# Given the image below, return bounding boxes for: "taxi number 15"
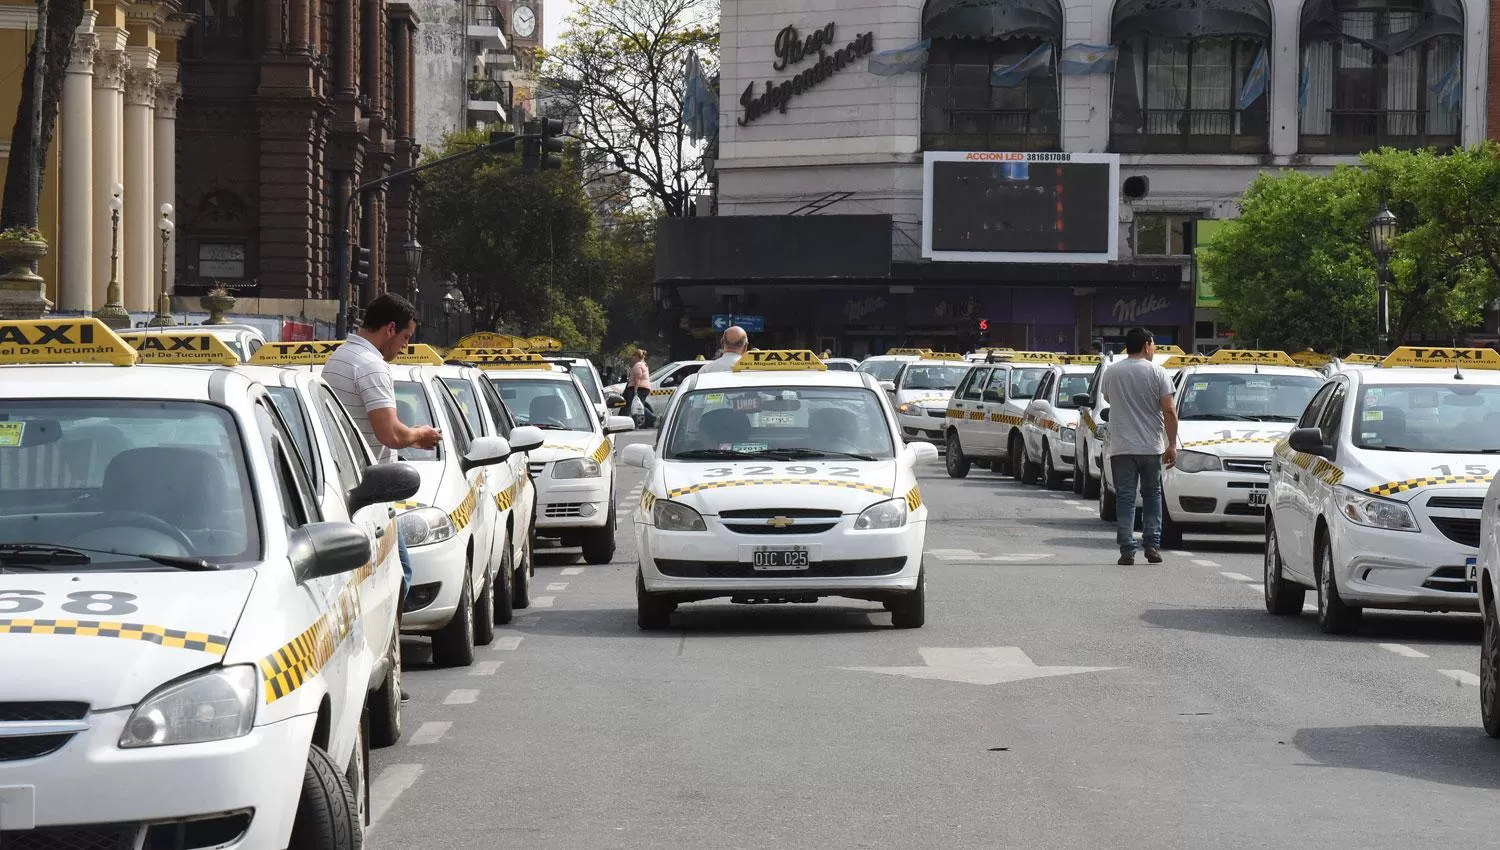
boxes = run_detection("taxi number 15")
[0,589,140,615]
[1430,464,1493,477]
[702,465,858,478]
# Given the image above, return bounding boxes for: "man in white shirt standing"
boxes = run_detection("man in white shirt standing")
[1097,327,1179,566]
[699,325,748,373]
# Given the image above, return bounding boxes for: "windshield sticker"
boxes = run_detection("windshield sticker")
[704,393,725,404]
[757,413,793,426]
[0,421,23,447]
[730,442,770,453]
[1192,382,1209,391]
[1363,410,1384,421]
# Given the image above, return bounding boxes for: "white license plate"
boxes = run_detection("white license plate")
[1468,557,1478,584]
[1249,491,1268,507]
[753,547,810,570]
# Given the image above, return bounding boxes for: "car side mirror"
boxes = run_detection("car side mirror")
[605,391,627,409]
[290,522,372,584]
[879,381,896,393]
[1071,393,1091,407]
[507,425,545,453]
[347,462,421,516]
[461,435,513,473]
[604,415,635,434]
[1098,408,1110,422]
[1288,427,1329,457]
[906,442,940,465]
[982,388,1005,403]
[621,443,655,468]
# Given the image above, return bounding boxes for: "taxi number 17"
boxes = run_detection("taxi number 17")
[702,465,858,478]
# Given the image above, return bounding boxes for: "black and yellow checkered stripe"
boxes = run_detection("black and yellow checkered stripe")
[668,478,893,498]
[990,412,1023,426]
[591,440,612,465]
[0,618,230,655]
[1183,437,1283,448]
[449,484,480,531]
[946,409,964,419]
[904,486,922,511]
[259,616,337,704]
[649,388,674,397]
[495,478,523,512]
[967,411,985,421]
[1365,474,1494,497]
[392,499,422,511]
[1275,444,1345,486]
[1081,410,1100,437]
[903,397,950,407]
[641,490,657,511]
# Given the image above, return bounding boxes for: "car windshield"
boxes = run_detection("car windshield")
[858,360,906,381]
[900,365,966,391]
[265,386,315,475]
[649,363,683,384]
[1009,367,1047,399]
[663,386,896,459]
[572,362,602,403]
[0,400,259,566]
[825,360,855,371]
[490,378,596,432]
[394,381,440,461]
[1057,374,1093,408]
[1178,373,1321,422]
[1354,383,1500,452]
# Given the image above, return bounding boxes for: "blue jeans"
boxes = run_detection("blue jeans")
[398,535,413,604]
[1111,454,1164,556]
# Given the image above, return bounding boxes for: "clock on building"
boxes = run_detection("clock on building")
[512,2,537,39]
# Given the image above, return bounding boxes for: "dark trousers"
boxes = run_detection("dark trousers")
[632,387,657,426]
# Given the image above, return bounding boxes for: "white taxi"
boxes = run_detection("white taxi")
[1081,353,1205,510]
[0,318,421,848]
[1157,350,1322,547]
[1265,346,1500,635]
[943,351,1057,478]
[856,348,928,390]
[481,353,635,564]
[1018,359,1098,489]
[888,354,970,445]
[621,350,938,630]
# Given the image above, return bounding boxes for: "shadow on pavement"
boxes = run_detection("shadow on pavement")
[1140,606,1482,644]
[1293,725,1500,789]
[505,602,889,638]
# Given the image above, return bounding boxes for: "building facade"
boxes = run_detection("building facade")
[657,0,1491,357]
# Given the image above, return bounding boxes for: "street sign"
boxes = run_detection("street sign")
[710,314,765,333]
[711,314,732,331]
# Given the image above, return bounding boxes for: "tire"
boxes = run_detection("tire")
[1315,535,1362,635]
[347,715,369,828]
[432,577,476,668]
[1263,519,1306,615]
[890,568,926,629]
[1159,505,1184,549]
[1018,437,1041,485]
[491,542,514,627]
[636,570,674,630]
[1082,452,1101,499]
[582,500,617,565]
[1009,434,1026,481]
[512,531,533,610]
[1099,475,1117,522]
[1482,592,1500,738]
[1043,443,1065,490]
[367,626,403,748]
[474,571,497,647]
[288,744,362,850]
[1072,458,1085,494]
[945,431,970,479]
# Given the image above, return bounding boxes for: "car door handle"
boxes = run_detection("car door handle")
[388,507,397,519]
[374,526,387,539]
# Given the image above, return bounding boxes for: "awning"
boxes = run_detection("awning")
[1301,0,1462,54]
[1111,0,1272,41]
[922,0,1064,42]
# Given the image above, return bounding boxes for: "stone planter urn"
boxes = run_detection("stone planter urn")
[0,233,52,320]
[200,287,236,325]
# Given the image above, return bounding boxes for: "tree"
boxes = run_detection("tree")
[1199,144,1500,351]
[543,0,718,217]
[1,0,86,233]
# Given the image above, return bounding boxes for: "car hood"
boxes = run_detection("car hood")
[1179,421,1293,457]
[896,389,956,407]
[530,431,605,463]
[656,460,901,515]
[393,459,448,511]
[1341,448,1497,504]
[2,570,257,708]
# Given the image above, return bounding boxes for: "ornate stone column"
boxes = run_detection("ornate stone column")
[60,16,99,312]
[124,65,159,311]
[154,70,181,311]
[92,47,130,310]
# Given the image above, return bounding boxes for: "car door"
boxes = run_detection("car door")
[1276,381,1337,574]
[654,362,703,410]
[430,380,495,591]
[478,375,535,565]
[976,366,1012,454]
[951,366,989,451]
[1023,371,1055,460]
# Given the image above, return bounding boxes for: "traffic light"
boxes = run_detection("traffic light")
[353,246,372,292]
[521,120,540,173]
[538,117,564,172]
[978,318,989,332]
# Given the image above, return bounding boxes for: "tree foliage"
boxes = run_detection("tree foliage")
[2,0,86,233]
[1200,144,1500,351]
[543,0,718,217]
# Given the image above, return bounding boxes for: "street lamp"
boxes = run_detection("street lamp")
[1367,198,1399,353]
[443,288,458,345]
[147,204,176,327]
[94,182,130,329]
[403,238,423,301]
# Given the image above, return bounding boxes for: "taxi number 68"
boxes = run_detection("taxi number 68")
[702,465,858,477]
[0,589,139,615]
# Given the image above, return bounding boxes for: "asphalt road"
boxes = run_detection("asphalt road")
[368,431,1496,850]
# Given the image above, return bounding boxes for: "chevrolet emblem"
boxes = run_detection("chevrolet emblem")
[766,516,795,529]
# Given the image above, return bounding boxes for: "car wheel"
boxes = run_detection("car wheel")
[287,744,361,850]
[1043,444,1065,490]
[491,543,513,627]
[636,570,675,630]
[1482,592,1500,738]
[512,531,533,610]
[432,576,476,668]
[1082,452,1101,499]
[1072,458,1085,494]
[1159,505,1184,549]
[1099,474,1117,522]
[1018,437,1040,485]
[347,713,370,828]
[1263,519,1306,615]
[1009,435,1026,481]
[945,431,970,479]
[367,626,403,747]
[582,499,617,565]
[1316,535,1362,635]
[890,568,926,629]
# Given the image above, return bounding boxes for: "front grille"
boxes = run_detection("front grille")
[1222,459,1270,474]
[1224,503,1266,516]
[655,557,906,578]
[1179,497,1216,514]
[1421,565,1475,593]
[0,701,88,762]
[926,409,947,418]
[1428,496,1484,510]
[1431,516,1480,547]
[528,462,546,477]
[545,503,585,518]
[0,702,87,721]
[1,825,138,850]
[0,735,75,761]
[720,508,841,519]
[723,522,839,535]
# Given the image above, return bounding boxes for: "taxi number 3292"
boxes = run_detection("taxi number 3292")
[702,465,858,478]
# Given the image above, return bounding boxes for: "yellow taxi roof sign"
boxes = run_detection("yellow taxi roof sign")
[450,346,528,361]
[1289,350,1333,367]
[0,318,137,367]
[926,352,966,361]
[391,343,445,366]
[1161,354,1208,369]
[526,335,562,352]
[885,348,932,357]
[249,340,343,365]
[455,332,529,351]
[1379,346,1500,370]
[1207,349,1297,366]
[119,330,239,366]
[1343,353,1383,364]
[1155,344,1187,355]
[467,351,553,370]
[1058,354,1102,365]
[732,350,827,371]
[1005,351,1060,364]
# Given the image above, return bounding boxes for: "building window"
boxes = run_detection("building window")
[1134,214,1195,255]
[184,0,251,59]
[922,38,1060,152]
[1110,37,1269,153]
[1298,0,1462,153]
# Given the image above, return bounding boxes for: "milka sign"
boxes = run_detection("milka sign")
[739,22,876,126]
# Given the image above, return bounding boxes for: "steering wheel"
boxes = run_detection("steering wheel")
[72,511,196,555]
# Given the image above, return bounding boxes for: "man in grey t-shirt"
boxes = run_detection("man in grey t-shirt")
[1097,327,1179,565]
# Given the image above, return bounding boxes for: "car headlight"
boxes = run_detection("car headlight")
[1175,450,1223,473]
[398,506,456,547]
[854,498,908,530]
[553,457,602,479]
[1061,426,1077,443]
[896,403,914,414]
[120,665,257,748]
[653,500,706,531]
[1334,485,1419,532]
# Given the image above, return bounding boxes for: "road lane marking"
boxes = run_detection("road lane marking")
[843,646,1120,686]
[444,689,479,705]
[1246,583,1264,592]
[1440,670,1481,686]
[368,763,424,830]
[928,548,1055,563]
[471,660,504,675]
[561,567,585,576]
[492,635,523,650]
[1220,572,1254,582]
[1168,550,1193,557]
[546,582,568,591]
[407,721,451,746]
[1193,559,1221,567]
[531,596,556,608]
[1378,643,1429,658]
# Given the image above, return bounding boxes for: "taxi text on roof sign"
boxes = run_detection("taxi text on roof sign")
[1058,354,1102,365]
[1343,352,1383,364]
[469,351,553,370]
[1290,349,1334,367]
[526,335,563,352]
[391,343,445,365]
[119,330,239,365]
[455,331,530,350]
[1005,351,1059,363]
[1379,346,1500,370]
[1155,344,1187,355]
[0,318,138,366]
[249,340,343,365]
[1207,349,1297,366]
[885,348,932,357]
[1161,354,1208,369]
[731,350,827,371]
[927,352,966,361]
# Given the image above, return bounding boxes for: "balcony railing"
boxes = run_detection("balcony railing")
[1299,109,1459,154]
[923,109,1060,153]
[467,2,501,28]
[1110,108,1268,154]
[467,78,514,110]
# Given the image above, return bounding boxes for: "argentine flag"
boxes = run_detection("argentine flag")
[1059,44,1118,76]
[991,43,1053,87]
[1236,47,1269,110]
[1430,52,1462,109]
[868,39,931,76]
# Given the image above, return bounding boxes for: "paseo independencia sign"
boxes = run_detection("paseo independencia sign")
[739,21,875,126]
